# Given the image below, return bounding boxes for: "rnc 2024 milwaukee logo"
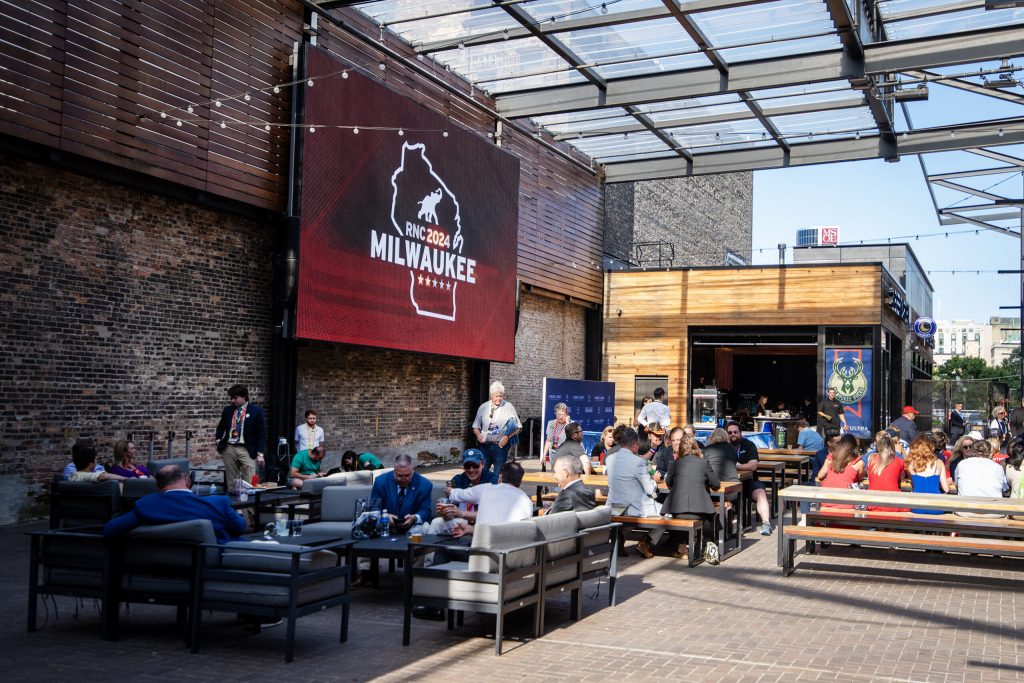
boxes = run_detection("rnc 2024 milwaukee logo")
[368,142,476,321]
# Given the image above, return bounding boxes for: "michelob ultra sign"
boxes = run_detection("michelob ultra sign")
[296,46,520,362]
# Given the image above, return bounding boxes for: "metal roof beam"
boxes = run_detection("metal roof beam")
[904,69,1024,104]
[969,148,1024,167]
[940,211,1019,236]
[495,24,1024,118]
[941,211,1023,225]
[929,166,1024,181]
[497,3,606,90]
[413,0,774,54]
[738,92,790,153]
[931,179,1011,201]
[602,116,1024,181]
[551,96,866,140]
[882,0,985,23]
[938,201,1024,213]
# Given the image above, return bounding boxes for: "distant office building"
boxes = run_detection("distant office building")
[795,225,840,247]
[933,317,1020,367]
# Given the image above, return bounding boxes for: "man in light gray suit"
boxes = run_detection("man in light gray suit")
[605,427,663,558]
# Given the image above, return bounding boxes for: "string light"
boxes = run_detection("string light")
[244,94,250,101]
[398,128,404,136]
[219,120,226,128]
[273,86,280,94]
[309,125,315,133]
[215,100,221,107]
[342,71,349,79]
[187,106,193,114]
[353,127,359,134]
[175,120,182,127]
[307,79,314,87]
[160,112,167,119]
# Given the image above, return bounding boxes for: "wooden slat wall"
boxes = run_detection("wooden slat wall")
[0,1,604,301]
[0,0,299,210]
[603,266,883,424]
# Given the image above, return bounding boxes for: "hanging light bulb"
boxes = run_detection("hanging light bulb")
[714,131,720,141]
[353,127,359,134]
[187,106,194,114]
[998,128,1005,137]
[854,130,861,140]
[443,130,449,137]
[244,94,250,101]
[160,111,167,119]
[265,124,271,131]
[307,79,314,87]
[273,85,280,94]
[601,3,608,14]
[949,129,955,138]
[220,121,226,128]
[175,119,182,127]
[503,29,510,40]
[215,100,222,107]
[379,62,386,71]
[342,71,349,79]
[309,125,315,133]
[398,129,404,136]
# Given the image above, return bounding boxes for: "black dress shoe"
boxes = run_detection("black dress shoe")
[412,606,446,621]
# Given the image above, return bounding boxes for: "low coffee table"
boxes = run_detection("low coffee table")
[354,534,458,588]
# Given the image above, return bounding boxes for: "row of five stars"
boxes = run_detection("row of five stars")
[417,273,453,290]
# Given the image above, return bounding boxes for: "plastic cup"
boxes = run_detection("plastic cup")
[292,520,303,537]
[275,519,288,536]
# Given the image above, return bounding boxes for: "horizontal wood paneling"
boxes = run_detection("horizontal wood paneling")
[1,1,603,300]
[0,0,299,210]
[603,266,882,424]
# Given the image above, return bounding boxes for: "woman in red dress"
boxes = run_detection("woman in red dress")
[816,435,864,509]
[866,432,907,512]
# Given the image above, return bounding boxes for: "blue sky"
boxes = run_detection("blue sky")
[752,158,1020,322]
[752,67,1024,323]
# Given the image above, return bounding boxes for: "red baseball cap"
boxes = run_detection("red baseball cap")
[902,406,919,415]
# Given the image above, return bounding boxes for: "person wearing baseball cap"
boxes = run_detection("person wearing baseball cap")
[450,448,499,490]
[891,406,920,445]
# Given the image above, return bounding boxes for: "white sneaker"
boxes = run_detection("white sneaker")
[703,541,721,565]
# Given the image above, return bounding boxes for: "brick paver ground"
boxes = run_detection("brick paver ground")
[4,460,1023,682]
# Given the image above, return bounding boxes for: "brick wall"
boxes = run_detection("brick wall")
[605,173,753,267]
[294,344,473,467]
[0,153,276,523]
[293,290,586,466]
[492,291,586,420]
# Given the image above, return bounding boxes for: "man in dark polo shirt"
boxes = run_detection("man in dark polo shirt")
[817,388,847,436]
[726,421,772,536]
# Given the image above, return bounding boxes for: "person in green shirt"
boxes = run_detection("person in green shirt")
[341,450,383,472]
[289,444,326,488]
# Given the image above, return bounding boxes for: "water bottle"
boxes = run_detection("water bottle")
[380,510,390,539]
[209,483,218,495]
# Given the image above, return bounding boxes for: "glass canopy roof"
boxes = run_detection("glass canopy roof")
[340,0,1024,196]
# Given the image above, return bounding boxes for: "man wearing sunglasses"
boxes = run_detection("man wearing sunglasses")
[426,449,497,536]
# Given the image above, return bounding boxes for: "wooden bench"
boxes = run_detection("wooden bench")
[777,485,1024,577]
[611,515,703,567]
[781,526,1024,575]
[805,509,1024,541]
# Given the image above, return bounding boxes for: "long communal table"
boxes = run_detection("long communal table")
[521,471,748,560]
[776,485,1024,570]
[758,452,814,484]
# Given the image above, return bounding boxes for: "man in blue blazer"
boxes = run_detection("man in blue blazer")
[104,464,247,544]
[215,384,266,491]
[371,454,432,535]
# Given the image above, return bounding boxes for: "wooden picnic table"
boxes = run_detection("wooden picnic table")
[775,484,1024,570]
[522,471,748,560]
[758,453,813,483]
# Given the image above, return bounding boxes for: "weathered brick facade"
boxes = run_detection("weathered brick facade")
[605,173,754,267]
[293,290,587,466]
[0,153,276,522]
[0,153,590,521]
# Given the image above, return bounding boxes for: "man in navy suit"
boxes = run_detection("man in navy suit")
[103,464,247,544]
[371,454,432,535]
[215,384,266,492]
